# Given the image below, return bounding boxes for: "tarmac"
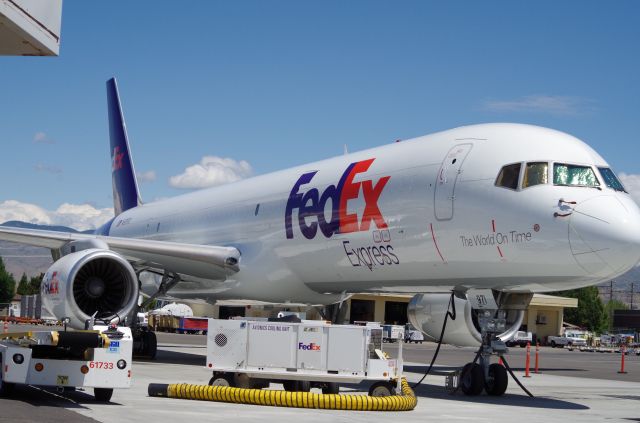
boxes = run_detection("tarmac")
[3,342,638,423]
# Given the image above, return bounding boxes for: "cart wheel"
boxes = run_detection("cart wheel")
[298,381,311,392]
[459,363,484,396]
[0,373,14,397]
[282,380,310,391]
[484,363,508,396]
[321,382,339,395]
[94,388,114,402]
[368,381,396,397]
[209,373,234,387]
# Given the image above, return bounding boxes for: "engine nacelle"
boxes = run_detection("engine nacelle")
[41,248,139,329]
[407,293,524,347]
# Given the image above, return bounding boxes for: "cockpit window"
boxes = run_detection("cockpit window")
[523,162,548,188]
[553,163,600,187]
[598,167,626,192]
[495,163,521,190]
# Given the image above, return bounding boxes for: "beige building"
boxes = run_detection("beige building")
[175,293,577,342]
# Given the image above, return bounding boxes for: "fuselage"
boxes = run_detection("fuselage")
[100,123,640,304]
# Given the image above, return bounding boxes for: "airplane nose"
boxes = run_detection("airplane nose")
[568,195,640,278]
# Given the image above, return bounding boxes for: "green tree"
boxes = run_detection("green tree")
[29,273,44,295]
[555,286,608,333]
[0,257,16,305]
[16,272,29,295]
[605,299,628,313]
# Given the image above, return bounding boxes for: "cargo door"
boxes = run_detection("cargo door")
[434,143,473,221]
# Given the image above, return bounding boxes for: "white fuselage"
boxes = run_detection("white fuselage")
[105,123,640,304]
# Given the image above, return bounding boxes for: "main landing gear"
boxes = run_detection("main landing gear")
[132,271,181,359]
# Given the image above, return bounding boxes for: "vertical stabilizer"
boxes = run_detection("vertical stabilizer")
[106,77,142,216]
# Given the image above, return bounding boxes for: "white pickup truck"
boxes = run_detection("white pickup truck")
[547,330,588,348]
[505,331,532,347]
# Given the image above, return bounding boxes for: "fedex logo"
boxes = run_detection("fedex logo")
[112,146,125,171]
[285,158,390,239]
[298,342,321,351]
[42,271,60,295]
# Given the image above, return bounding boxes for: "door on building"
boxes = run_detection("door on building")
[434,143,473,221]
[350,300,375,323]
[219,306,246,320]
[384,301,408,325]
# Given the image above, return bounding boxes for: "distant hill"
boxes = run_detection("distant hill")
[1,220,80,233]
[0,220,87,278]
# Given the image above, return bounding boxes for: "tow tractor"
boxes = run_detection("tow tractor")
[0,323,133,402]
[205,318,404,396]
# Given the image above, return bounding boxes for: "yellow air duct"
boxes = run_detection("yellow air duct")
[148,377,417,411]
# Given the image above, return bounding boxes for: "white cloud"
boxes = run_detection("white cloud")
[137,170,157,183]
[482,95,594,116]
[0,200,114,231]
[169,156,252,189]
[34,163,63,174]
[619,173,640,203]
[33,132,54,144]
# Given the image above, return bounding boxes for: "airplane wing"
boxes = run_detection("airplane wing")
[0,226,240,280]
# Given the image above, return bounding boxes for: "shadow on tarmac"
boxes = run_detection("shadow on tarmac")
[399,365,589,410]
[404,364,587,375]
[1,383,124,408]
[135,349,206,366]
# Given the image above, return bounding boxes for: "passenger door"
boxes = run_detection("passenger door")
[434,143,473,221]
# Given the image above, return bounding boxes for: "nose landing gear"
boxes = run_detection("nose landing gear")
[456,290,530,397]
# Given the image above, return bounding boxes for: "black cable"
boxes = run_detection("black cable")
[500,356,534,398]
[412,292,456,388]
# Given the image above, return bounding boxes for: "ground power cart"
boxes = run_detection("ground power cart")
[0,324,133,402]
[206,319,404,396]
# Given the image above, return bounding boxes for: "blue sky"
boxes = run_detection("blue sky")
[1,1,639,229]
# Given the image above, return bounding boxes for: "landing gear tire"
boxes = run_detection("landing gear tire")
[94,388,114,402]
[134,330,158,359]
[484,363,508,396]
[368,381,396,397]
[144,331,157,359]
[459,363,484,396]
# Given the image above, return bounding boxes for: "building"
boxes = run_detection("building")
[171,292,577,342]
[0,0,62,56]
[612,310,640,332]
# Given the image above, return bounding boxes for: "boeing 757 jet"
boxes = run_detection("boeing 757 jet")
[1,78,639,395]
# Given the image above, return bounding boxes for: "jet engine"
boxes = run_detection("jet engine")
[407,293,524,347]
[41,248,139,329]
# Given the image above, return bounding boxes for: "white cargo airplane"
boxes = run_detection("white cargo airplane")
[1,78,639,395]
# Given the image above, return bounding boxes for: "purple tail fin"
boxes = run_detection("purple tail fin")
[106,78,142,216]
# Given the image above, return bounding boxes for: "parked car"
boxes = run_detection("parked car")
[505,331,532,347]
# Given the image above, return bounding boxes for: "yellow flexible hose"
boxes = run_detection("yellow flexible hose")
[148,378,416,411]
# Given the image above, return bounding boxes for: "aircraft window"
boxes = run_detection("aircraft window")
[495,163,521,190]
[598,167,627,192]
[553,163,600,187]
[523,162,548,188]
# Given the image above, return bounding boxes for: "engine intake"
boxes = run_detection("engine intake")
[41,249,139,329]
